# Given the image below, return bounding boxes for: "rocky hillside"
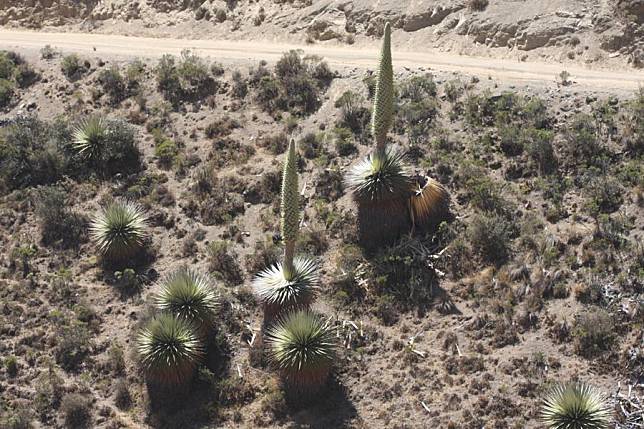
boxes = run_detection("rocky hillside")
[1,0,642,67]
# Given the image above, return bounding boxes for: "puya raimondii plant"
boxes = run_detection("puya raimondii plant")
[541,382,612,429]
[266,309,336,399]
[346,22,413,250]
[346,22,448,250]
[155,268,219,337]
[90,199,148,265]
[252,139,319,322]
[137,313,204,387]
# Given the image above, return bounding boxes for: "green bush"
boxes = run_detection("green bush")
[0,116,70,192]
[299,132,327,160]
[498,125,524,156]
[35,186,88,248]
[155,50,215,106]
[15,62,39,88]
[334,127,357,156]
[54,321,91,370]
[4,355,18,376]
[573,309,615,358]
[0,407,32,429]
[525,128,556,173]
[259,132,288,155]
[399,99,439,144]
[208,241,244,286]
[98,66,127,104]
[0,51,16,79]
[565,114,602,164]
[152,129,180,169]
[0,78,14,107]
[468,0,489,10]
[468,213,514,265]
[61,54,87,81]
[85,119,142,176]
[0,51,37,107]
[335,90,369,134]
[582,170,623,216]
[60,394,92,428]
[231,70,248,98]
[400,74,437,101]
[253,50,333,115]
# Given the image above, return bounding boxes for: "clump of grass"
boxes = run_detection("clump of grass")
[541,382,611,429]
[155,268,219,335]
[137,313,204,386]
[266,310,336,398]
[90,200,148,264]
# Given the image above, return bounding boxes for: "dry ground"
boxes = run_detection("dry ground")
[0,33,642,429]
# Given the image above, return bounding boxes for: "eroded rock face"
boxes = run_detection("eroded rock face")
[0,0,95,26]
[0,0,641,61]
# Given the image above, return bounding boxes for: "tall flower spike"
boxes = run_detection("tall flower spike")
[372,22,394,153]
[281,139,299,280]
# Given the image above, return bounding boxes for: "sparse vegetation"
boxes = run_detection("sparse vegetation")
[0,22,640,429]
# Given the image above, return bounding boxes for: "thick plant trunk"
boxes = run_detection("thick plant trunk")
[356,193,411,253]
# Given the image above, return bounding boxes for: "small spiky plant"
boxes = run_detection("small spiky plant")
[410,176,450,230]
[137,313,204,387]
[155,268,219,336]
[72,116,107,162]
[266,310,336,398]
[253,140,319,322]
[90,200,148,264]
[541,382,612,429]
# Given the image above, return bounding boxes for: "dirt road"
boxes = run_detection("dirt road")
[1,29,643,92]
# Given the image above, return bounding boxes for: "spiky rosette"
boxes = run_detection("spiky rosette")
[266,310,336,397]
[410,176,450,228]
[346,146,412,202]
[155,268,219,335]
[137,313,204,386]
[252,256,319,322]
[371,22,394,151]
[90,200,148,263]
[541,382,612,429]
[72,116,107,161]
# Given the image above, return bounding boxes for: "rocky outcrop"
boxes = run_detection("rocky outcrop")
[0,0,641,65]
[0,0,95,26]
